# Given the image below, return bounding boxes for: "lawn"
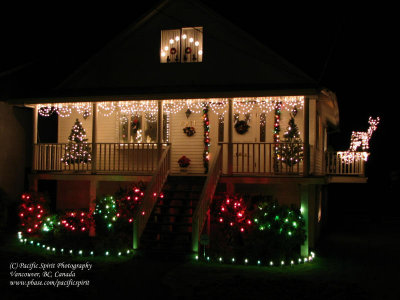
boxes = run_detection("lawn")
[2,220,399,300]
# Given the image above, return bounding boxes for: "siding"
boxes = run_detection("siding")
[170,110,204,174]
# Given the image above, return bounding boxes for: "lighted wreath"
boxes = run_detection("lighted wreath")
[170,47,177,55]
[183,126,196,137]
[235,120,250,135]
[178,155,191,168]
[185,47,192,54]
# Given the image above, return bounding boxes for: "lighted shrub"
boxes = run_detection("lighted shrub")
[248,200,306,259]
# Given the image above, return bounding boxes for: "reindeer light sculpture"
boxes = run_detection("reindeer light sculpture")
[338,117,380,163]
[349,117,380,152]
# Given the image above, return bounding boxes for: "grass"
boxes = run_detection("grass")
[2,220,399,299]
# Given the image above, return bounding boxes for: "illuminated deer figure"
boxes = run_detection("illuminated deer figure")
[349,117,380,152]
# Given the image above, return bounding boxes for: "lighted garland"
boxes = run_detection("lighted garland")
[203,104,210,173]
[18,193,47,234]
[273,101,282,172]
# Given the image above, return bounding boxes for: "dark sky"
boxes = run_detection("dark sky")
[2,1,397,178]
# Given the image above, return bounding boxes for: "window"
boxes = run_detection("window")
[119,112,157,143]
[160,27,203,63]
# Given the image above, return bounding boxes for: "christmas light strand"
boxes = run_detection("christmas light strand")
[194,251,315,267]
[37,97,304,118]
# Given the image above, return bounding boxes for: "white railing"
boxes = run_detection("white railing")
[326,151,365,176]
[34,143,91,172]
[192,146,222,254]
[132,145,171,249]
[33,143,166,174]
[219,142,305,176]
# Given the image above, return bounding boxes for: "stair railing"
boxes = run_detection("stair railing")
[133,145,171,249]
[192,146,222,254]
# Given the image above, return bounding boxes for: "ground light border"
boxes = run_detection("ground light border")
[194,252,315,267]
[17,232,316,266]
[17,232,134,258]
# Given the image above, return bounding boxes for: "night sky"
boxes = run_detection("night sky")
[2,1,397,184]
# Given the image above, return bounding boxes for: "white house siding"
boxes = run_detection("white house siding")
[170,110,205,174]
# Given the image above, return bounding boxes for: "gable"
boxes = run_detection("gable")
[58,0,317,97]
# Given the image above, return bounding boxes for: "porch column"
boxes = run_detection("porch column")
[91,103,97,174]
[228,98,233,175]
[157,100,163,160]
[300,184,310,256]
[32,105,38,170]
[303,97,310,176]
[89,179,98,237]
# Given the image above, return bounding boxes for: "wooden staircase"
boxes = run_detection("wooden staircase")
[140,176,206,258]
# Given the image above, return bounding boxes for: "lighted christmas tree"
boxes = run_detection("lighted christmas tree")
[278,108,303,167]
[61,119,92,165]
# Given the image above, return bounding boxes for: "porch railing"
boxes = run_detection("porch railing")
[192,146,222,254]
[326,151,365,176]
[33,143,166,174]
[133,145,171,249]
[219,142,305,176]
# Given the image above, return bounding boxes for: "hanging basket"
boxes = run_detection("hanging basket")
[178,156,191,168]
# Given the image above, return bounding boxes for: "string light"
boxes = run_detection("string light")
[37,97,304,118]
[17,232,134,257]
[194,252,315,266]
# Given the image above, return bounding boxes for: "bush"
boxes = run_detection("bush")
[209,194,306,261]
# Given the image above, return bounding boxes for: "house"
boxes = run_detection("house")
[3,0,368,258]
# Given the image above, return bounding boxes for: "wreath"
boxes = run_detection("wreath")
[185,47,192,54]
[183,126,196,137]
[235,120,250,135]
[170,47,177,55]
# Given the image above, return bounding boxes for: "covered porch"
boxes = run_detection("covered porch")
[29,96,365,178]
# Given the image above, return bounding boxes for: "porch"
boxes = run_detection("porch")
[32,142,367,178]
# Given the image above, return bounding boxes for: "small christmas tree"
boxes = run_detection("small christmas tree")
[61,119,92,165]
[278,108,303,167]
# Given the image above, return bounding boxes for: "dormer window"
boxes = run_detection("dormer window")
[160,27,203,63]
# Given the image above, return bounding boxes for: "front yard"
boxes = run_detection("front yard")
[2,221,399,299]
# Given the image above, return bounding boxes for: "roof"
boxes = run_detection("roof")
[3,0,321,104]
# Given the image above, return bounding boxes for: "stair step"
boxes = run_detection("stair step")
[140,175,206,256]
[152,213,193,217]
[148,222,192,226]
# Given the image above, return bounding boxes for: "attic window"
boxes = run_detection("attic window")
[160,27,203,63]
